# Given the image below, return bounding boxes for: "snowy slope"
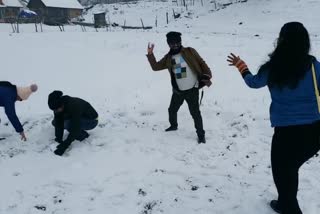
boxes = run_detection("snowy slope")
[1,0,320,214]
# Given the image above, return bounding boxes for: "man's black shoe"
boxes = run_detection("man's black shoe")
[198,135,206,144]
[165,126,178,132]
[270,200,281,213]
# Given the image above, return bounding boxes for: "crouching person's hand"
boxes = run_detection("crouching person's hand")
[54,148,64,156]
[54,141,71,156]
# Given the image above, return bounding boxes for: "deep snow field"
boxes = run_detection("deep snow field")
[0,0,320,213]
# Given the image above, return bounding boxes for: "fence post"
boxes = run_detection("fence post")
[166,12,168,24]
[16,18,19,33]
[40,19,43,32]
[155,15,157,27]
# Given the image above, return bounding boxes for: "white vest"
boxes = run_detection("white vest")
[172,54,198,91]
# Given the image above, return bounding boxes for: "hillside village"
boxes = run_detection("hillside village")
[0,0,83,24]
[0,0,246,30]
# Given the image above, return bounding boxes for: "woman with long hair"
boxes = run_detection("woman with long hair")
[227,22,320,214]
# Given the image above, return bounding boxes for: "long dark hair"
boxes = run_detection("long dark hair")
[259,22,314,89]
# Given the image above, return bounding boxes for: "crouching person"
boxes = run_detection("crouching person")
[48,90,98,156]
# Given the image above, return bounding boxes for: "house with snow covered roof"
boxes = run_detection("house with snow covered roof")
[27,0,83,24]
[0,0,24,22]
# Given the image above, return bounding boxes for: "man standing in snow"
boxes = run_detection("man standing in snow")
[0,81,38,141]
[146,31,212,143]
[48,90,99,156]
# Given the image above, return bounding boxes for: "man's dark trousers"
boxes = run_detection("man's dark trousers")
[168,87,205,137]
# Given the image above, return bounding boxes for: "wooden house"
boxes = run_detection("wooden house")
[27,0,83,24]
[0,0,23,23]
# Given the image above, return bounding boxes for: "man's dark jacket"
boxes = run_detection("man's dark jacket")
[147,47,212,91]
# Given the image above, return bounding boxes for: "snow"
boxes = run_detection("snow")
[41,0,83,9]
[2,0,23,7]
[0,0,320,213]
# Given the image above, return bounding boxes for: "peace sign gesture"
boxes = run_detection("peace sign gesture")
[147,42,155,55]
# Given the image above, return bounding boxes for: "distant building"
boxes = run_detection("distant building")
[27,0,83,24]
[0,0,24,23]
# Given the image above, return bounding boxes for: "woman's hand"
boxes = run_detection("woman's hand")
[227,53,248,74]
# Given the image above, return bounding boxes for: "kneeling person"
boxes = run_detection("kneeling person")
[48,90,98,156]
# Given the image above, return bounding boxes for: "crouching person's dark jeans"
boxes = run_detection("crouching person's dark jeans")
[52,118,98,156]
[63,119,98,132]
[52,118,98,140]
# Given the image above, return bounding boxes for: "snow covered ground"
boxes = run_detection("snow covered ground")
[1,0,320,213]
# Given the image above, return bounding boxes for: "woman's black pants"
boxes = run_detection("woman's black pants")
[271,121,320,214]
